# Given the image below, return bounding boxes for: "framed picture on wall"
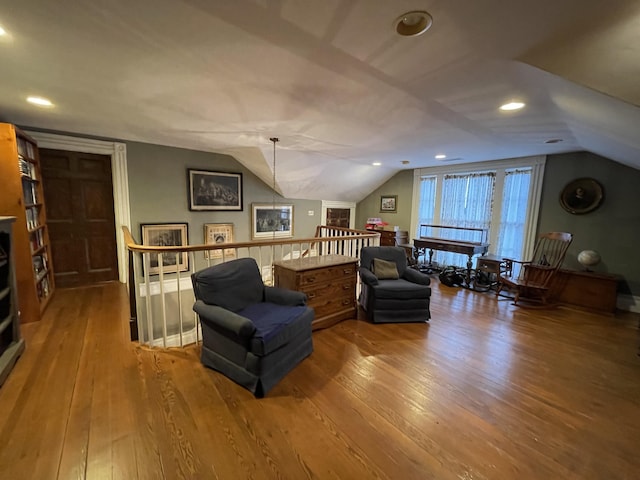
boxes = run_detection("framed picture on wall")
[141,223,189,275]
[203,223,236,259]
[380,195,397,212]
[251,204,294,239]
[187,169,243,211]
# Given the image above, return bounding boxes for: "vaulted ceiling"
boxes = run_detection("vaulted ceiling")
[1,0,639,201]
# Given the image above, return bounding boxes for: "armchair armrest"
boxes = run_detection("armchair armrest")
[193,300,256,338]
[264,286,307,306]
[359,267,379,286]
[504,258,532,266]
[402,268,431,285]
[499,258,530,276]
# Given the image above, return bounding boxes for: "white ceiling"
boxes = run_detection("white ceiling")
[1,0,639,202]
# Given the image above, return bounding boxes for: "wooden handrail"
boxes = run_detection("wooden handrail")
[122,226,379,253]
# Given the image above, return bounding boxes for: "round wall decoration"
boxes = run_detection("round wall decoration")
[559,177,604,215]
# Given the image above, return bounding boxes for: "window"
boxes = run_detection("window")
[411,156,545,267]
[496,168,531,260]
[416,175,436,236]
[438,171,495,266]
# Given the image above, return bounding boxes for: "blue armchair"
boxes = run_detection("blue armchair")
[191,258,314,397]
[359,246,431,323]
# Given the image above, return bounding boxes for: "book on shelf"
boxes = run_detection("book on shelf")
[30,229,44,253]
[18,157,36,179]
[37,276,50,298]
[26,207,40,230]
[19,157,30,176]
[33,255,46,274]
[26,142,35,159]
[22,181,38,205]
[16,137,27,157]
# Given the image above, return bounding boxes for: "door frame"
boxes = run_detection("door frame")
[26,131,131,283]
[321,200,356,229]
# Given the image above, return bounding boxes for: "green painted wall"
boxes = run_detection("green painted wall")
[126,141,322,249]
[355,170,414,231]
[539,151,640,295]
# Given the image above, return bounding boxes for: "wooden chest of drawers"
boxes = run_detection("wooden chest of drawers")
[273,255,358,330]
[366,228,396,246]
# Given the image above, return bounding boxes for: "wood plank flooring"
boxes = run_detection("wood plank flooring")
[0,281,639,479]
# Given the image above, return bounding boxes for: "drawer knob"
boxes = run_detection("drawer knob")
[342,284,350,290]
[305,276,315,283]
[342,299,351,305]
[307,293,316,299]
[343,269,351,274]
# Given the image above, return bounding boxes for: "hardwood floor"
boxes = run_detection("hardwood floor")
[1,281,639,479]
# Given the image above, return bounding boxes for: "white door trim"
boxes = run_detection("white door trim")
[26,131,131,283]
[321,201,356,229]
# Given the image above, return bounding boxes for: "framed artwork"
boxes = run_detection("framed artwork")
[141,223,189,275]
[187,169,243,211]
[559,177,604,215]
[252,204,294,239]
[380,195,397,212]
[204,223,236,259]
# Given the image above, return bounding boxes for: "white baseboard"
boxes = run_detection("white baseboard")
[617,294,640,313]
[148,324,201,348]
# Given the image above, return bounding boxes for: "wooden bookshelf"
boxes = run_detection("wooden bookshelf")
[0,216,25,385]
[0,123,55,323]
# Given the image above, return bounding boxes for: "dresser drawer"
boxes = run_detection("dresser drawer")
[302,279,355,301]
[309,293,356,318]
[299,264,356,286]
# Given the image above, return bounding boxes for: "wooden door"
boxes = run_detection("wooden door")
[326,208,351,228]
[39,149,118,288]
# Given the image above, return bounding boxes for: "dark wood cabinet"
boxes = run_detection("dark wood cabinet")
[0,217,25,386]
[366,228,403,246]
[552,269,619,314]
[0,124,55,323]
[273,255,358,330]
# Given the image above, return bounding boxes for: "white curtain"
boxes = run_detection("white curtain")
[417,176,436,237]
[496,168,531,260]
[436,172,495,266]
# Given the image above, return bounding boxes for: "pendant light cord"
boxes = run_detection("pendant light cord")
[269,137,279,241]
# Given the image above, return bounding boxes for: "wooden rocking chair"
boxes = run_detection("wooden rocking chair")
[496,232,573,307]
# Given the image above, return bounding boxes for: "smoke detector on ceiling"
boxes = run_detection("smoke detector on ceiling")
[395,11,433,37]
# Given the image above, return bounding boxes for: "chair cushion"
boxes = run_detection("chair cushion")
[373,258,399,279]
[361,247,407,277]
[238,302,313,356]
[372,278,431,300]
[192,258,265,312]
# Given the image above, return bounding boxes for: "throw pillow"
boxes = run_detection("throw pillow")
[373,258,399,280]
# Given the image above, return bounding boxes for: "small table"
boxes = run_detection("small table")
[473,254,504,291]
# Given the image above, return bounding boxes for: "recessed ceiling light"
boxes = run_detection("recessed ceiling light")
[499,102,525,111]
[435,154,447,159]
[401,160,410,165]
[0,26,6,36]
[395,11,433,37]
[544,138,563,144]
[27,96,54,107]
[372,162,382,166]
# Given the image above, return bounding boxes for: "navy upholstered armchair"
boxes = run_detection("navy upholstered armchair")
[359,246,431,323]
[191,258,314,397]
